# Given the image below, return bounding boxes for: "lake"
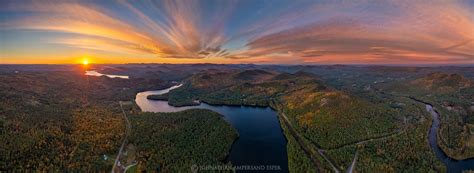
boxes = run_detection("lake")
[136,85,289,172]
[85,70,129,79]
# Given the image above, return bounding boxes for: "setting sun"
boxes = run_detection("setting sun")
[82,59,89,65]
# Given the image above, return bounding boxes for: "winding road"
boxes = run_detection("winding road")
[112,101,132,173]
[323,130,402,151]
[346,151,358,173]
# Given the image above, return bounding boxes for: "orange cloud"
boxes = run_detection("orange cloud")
[1,0,473,64]
[229,0,474,64]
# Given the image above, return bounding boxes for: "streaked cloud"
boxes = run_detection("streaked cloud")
[230,0,474,64]
[1,0,473,64]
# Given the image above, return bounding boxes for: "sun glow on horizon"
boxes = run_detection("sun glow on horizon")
[1,1,473,64]
[82,59,89,65]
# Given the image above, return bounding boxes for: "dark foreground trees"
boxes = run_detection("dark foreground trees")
[128,109,238,172]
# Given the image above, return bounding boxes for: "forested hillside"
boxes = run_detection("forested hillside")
[0,72,129,170]
[1,65,472,172]
[156,69,443,171]
[384,72,474,160]
[0,68,239,172]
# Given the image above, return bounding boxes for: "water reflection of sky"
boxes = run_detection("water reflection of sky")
[135,86,289,172]
[85,70,129,79]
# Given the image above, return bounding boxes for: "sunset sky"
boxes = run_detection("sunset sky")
[1,0,473,64]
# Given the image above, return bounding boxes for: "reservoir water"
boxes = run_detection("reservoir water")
[85,70,129,79]
[136,85,289,172]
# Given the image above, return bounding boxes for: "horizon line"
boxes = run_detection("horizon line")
[1,63,473,67]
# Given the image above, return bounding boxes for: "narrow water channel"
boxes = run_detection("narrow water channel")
[422,102,474,173]
[135,85,289,172]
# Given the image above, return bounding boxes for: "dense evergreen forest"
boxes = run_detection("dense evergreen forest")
[128,109,237,172]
